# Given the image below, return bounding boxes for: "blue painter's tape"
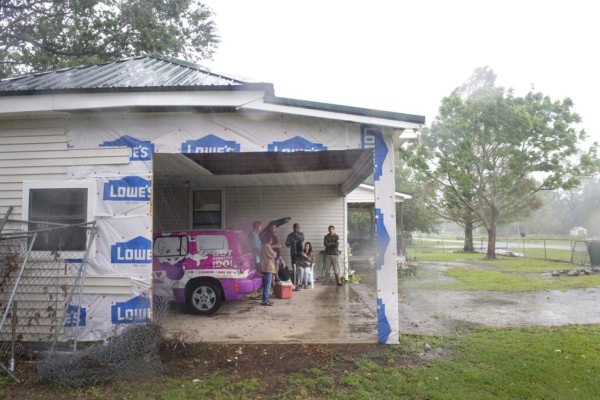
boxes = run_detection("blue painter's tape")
[360,126,387,181]
[375,208,390,270]
[377,298,391,344]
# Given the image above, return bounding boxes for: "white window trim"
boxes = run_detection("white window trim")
[22,180,97,253]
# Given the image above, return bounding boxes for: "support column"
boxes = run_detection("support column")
[361,126,399,344]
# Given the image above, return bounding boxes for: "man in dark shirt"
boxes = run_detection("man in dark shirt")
[285,223,305,284]
[323,225,342,286]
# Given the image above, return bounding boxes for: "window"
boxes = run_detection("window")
[23,182,94,252]
[196,235,228,252]
[153,235,189,257]
[192,190,221,229]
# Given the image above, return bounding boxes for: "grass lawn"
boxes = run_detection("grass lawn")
[342,325,600,400]
[404,247,600,291]
[3,325,599,399]
[2,245,598,399]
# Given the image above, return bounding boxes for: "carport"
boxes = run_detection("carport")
[152,150,382,343]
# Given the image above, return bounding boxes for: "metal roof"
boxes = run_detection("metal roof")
[0,55,425,125]
[0,55,261,93]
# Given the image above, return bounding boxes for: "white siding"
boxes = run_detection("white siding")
[224,185,346,269]
[347,184,408,204]
[347,186,377,203]
[83,276,133,295]
[0,124,130,231]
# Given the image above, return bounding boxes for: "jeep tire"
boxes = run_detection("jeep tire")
[186,280,222,315]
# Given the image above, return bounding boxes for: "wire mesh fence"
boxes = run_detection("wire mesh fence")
[35,296,170,387]
[406,235,594,266]
[0,223,97,382]
[0,220,171,386]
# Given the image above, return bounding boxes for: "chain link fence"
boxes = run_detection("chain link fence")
[36,298,168,387]
[0,219,170,386]
[407,235,593,266]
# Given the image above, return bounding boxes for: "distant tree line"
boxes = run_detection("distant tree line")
[502,176,600,237]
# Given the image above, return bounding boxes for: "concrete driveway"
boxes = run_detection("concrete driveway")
[162,282,378,344]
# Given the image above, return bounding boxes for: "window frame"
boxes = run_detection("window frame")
[190,189,223,230]
[22,180,96,253]
[153,235,189,257]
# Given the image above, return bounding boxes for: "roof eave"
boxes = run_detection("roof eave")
[0,82,275,97]
[242,95,424,130]
[264,94,425,125]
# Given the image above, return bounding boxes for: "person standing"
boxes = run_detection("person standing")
[250,221,262,267]
[260,222,282,288]
[285,223,304,284]
[261,223,281,257]
[323,225,343,286]
[249,221,262,300]
[259,236,277,306]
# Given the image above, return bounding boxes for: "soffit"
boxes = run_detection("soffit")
[153,150,373,195]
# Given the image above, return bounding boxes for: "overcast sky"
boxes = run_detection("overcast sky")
[201,0,599,147]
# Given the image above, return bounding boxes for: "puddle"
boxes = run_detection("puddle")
[351,260,600,336]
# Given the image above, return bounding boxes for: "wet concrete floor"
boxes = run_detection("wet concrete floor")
[162,283,378,344]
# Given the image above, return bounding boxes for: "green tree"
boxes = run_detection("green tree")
[395,159,440,234]
[436,184,483,252]
[401,68,599,259]
[0,0,219,78]
[506,176,600,236]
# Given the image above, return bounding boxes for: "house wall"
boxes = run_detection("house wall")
[0,119,137,341]
[0,111,362,340]
[0,121,130,231]
[225,185,345,268]
[347,185,378,203]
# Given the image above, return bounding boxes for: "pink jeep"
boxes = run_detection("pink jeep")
[152,230,262,315]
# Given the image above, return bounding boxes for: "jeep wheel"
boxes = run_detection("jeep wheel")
[186,281,222,315]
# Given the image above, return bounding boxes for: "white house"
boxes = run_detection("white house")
[0,55,424,344]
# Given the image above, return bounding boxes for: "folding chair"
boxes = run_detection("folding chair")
[295,263,314,289]
[306,262,314,288]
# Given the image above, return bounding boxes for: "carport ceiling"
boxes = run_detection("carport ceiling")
[153,149,374,195]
